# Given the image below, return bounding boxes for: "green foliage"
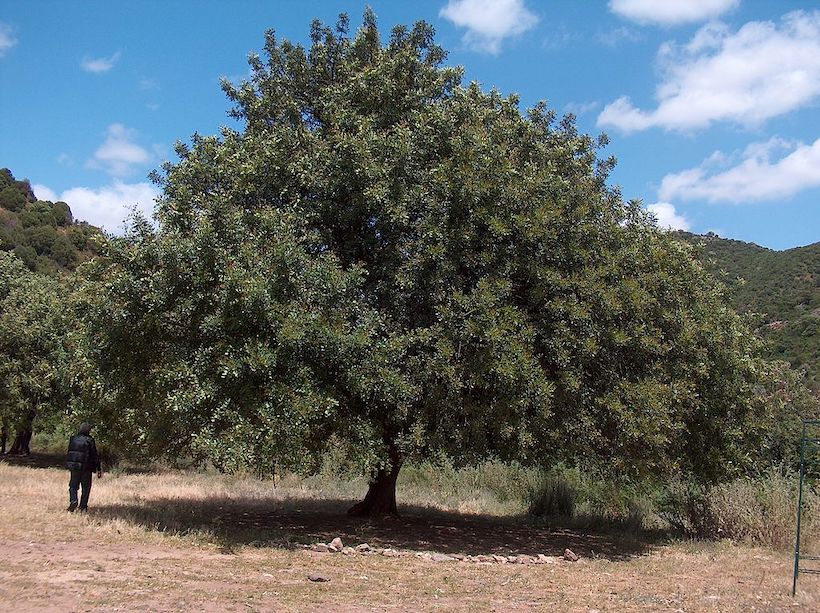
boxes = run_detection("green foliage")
[83,13,775,497]
[0,186,27,213]
[24,225,57,255]
[0,251,70,440]
[51,234,79,268]
[13,244,37,270]
[51,201,73,226]
[0,226,15,251]
[0,170,35,213]
[657,470,817,549]
[20,201,57,228]
[527,474,576,517]
[677,231,820,394]
[0,168,13,190]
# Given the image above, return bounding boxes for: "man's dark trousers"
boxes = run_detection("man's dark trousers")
[69,469,93,510]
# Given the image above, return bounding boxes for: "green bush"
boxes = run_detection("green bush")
[527,474,576,517]
[13,244,37,270]
[658,470,817,550]
[19,202,57,228]
[23,225,57,255]
[0,186,26,213]
[51,234,79,268]
[0,226,16,251]
[51,201,73,226]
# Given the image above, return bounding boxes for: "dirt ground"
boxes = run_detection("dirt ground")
[1,455,817,612]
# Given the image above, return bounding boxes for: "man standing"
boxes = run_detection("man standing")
[66,422,102,512]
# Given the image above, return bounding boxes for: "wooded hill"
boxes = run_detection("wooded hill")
[0,168,102,275]
[676,231,819,394]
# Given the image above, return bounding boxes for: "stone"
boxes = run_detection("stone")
[355,543,372,552]
[342,547,356,556]
[537,554,557,564]
[476,555,494,563]
[308,573,330,583]
[492,555,508,563]
[311,543,330,553]
[382,548,398,557]
[563,548,579,562]
[431,553,454,562]
[329,537,344,550]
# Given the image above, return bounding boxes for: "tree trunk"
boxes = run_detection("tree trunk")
[9,409,35,455]
[0,423,7,455]
[9,426,33,455]
[347,445,403,517]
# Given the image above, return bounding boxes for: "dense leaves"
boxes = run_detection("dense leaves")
[0,251,69,453]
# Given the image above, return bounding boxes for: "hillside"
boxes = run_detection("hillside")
[0,168,102,275]
[675,231,820,393]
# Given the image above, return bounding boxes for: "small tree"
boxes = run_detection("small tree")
[85,13,769,515]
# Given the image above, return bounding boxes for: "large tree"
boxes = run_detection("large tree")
[84,13,769,515]
[0,252,68,454]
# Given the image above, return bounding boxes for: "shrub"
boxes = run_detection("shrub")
[658,470,818,550]
[13,244,37,270]
[51,201,73,226]
[23,225,57,255]
[19,202,57,228]
[0,186,26,213]
[527,473,576,517]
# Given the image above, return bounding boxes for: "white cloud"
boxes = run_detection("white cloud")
[81,51,121,73]
[440,0,538,54]
[564,100,600,116]
[609,0,738,26]
[596,26,642,47]
[32,184,57,202]
[659,137,820,203]
[646,202,691,231]
[87,123,152,177]
[32,181,159,233]
[0,22,17,57]
[598,10,820,133]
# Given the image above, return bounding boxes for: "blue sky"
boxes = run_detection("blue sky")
[1,0,818,250]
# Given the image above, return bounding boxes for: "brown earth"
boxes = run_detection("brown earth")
[1,456,817,612]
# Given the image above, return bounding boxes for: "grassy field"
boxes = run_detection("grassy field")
[1,454,818,612]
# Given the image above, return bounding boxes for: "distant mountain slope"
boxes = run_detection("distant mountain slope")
[0,168,103,275]
[675,231,819,393]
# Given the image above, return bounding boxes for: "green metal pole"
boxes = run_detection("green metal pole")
[793,421,806,597]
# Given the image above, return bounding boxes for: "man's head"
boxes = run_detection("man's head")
[78,422,92,435]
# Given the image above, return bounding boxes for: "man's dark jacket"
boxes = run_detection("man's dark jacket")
[66,434,101,472]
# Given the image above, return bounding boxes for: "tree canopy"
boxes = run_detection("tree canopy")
[83,13,775,515]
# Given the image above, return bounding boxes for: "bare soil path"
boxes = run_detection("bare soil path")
[1,458,817,611]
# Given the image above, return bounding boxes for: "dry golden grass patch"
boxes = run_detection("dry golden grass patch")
[0,459,818,612]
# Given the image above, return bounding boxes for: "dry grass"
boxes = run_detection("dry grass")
[1,457,818,612]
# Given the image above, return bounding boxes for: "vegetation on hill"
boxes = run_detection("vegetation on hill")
[0,168,102,276]
[675,231,819,393]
